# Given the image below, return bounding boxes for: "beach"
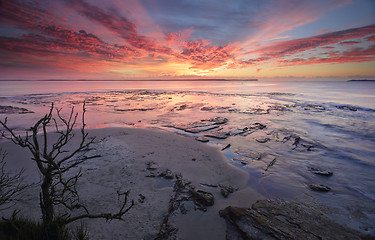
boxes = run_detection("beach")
[1,80,374,238]
[1,127,262,239]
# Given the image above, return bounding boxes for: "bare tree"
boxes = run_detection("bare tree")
[0,102,134,233]
[0,149,28,210]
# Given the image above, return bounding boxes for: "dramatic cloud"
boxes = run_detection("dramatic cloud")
[278,44,375,66]
[238,24,375,67]
[64,0,172,55]
[178,40,234,70]
[0,0,374,79]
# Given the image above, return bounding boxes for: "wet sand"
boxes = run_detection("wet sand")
[0,127,262,239]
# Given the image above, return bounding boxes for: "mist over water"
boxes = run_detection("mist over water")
[1,80,375,232]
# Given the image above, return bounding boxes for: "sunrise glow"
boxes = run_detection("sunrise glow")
[1,0,374,80]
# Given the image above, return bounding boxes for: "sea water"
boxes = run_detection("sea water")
[1,80,374,232]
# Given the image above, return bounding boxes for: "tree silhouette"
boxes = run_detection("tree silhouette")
[0,102,134,237]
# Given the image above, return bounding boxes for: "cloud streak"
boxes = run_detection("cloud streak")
[237,24,375,67]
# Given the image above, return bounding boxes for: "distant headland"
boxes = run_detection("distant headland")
[348,79,375,82]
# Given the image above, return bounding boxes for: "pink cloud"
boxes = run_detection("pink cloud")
[64,0,172,55]
[236,24,375,68]
[175,40,234,70]
[277,44,375,66]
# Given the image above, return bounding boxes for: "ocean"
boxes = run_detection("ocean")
[1,80,375,231]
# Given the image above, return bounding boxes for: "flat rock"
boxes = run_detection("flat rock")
[171,117,228,133]
[219,185,235,198]
[159,169,174,179]
[195,136,210,143]
[309,167,333,176]
[308,183,331,192]
[221,144,231,151]
[0,105,34,114]
[256,138,270,143]
[189,189,214,207]
[185,125,220,133]
[336,105,358,111]
[219,199,362,240]
[204,131,231,139]
[146,162,158,171]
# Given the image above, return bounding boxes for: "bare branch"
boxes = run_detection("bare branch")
[1,102,133,229]
[63,190,135,224]
[0,149,29,210]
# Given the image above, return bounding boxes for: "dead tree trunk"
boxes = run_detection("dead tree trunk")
[1,102,134,234]
[41,170,53,225]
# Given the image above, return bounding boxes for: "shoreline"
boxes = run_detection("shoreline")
[1,126,372,239]
[1,126,260,239]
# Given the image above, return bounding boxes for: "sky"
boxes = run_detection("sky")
[0,0,375,80]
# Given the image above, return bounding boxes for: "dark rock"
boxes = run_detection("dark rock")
[211,117,228,125]
[204,131,231,139]
[138,194,146,203]
[292,136,300,147]
[200,183,218,188]
[219,199,362,240]
[308,183,331,192]
[306,104,326,111]
[336,105,358,111]
[253,123,266,129]
[268,104,288,111]
[171,117,228,133]
[221,144,231,151]
[159,169,174,179]
[0,105,34,114]
[189,189,214,207]
[176,177,191,189]
[219,185,235,198]
[201,106,215,111]
[256,138,270,143]
[282,135,291,143]
[185,125,220,133]
[195,136,210,143]
[309,167,333,176]
[146,162,158,171]
[265,158,277,171]
[301,143,314,151]
[176,104,187,110]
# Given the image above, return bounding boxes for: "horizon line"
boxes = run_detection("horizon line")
[0,79,259,82]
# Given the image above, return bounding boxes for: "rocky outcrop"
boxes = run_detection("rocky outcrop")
[336,105,358,111]
[219,185,235,198]
[0,105,34,114]
[189,189,215,207]
[170,117,228,133]
[309,167,333,176]
[219,199,363,240]
[308,183,331,192]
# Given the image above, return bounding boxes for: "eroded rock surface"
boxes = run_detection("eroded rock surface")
[308,183,331,192]
[219,199,362,240]
[0,105,34,114]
